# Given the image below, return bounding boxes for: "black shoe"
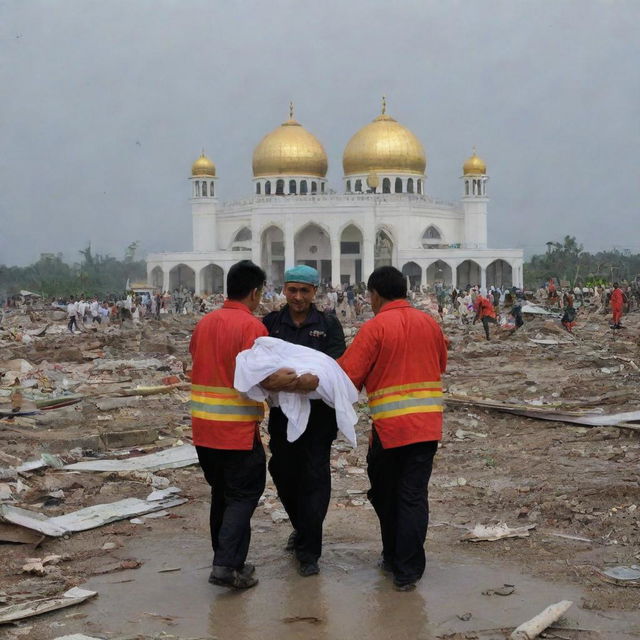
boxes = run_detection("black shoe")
[377,556,393,573]
[240,563,255,576]
[393,580,416,592]
[285,530,298,552]
[209,565,258,589]
[298,561,319,577]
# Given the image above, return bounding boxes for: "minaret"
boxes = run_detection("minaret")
[461,148,488,249]
[190,151,217,252]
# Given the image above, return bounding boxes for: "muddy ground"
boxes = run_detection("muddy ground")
[0,301,639,639]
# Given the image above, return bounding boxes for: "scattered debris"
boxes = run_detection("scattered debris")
[0,587,97,624]
[482,584,515,596]
[462,523,536,542]
[0,495,187,537]
[510,599,573,639]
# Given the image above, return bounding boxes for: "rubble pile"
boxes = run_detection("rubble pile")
[1,296,639,637]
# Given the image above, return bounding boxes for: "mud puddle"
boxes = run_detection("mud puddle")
[40,534,640,640]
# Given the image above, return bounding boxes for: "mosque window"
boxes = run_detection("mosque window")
[382,178,390,193]
[195,181,200,197]
[300,180,308,195]
[210,181,214,196]
[311,181,317,194]
[346,180,351,193]
[417,179,422,195]
[465,180,469,196]
[289,180,297,195]
[276,179,284,195]
[265,181,271,195]
[202,182,207,197]
[355,179,362,193]
[256,182,261,195]
[407,178,414,194]
[395,178,402,193]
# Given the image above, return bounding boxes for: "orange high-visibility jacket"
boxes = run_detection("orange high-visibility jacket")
[189,300,267,450]
[610,288,624,310]
[474,295,496,319]
[338,300,448,449]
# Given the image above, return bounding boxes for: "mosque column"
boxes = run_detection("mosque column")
[284,217,295,271]
[251,220,261,270]
[451,263,458,289]
[422,265,428,290]
[222,269,227,297]
[481,267,487,293]
[331,232,341,287]
[162,267,170,293]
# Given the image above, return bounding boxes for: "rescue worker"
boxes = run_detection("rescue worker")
[263,265,346,577]
[561,294,577,332]
[473,293,498,340]
[190,260,297,590]
[610,282,625,329]
[338,266,448,591]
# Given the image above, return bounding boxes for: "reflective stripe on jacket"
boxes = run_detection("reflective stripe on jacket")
[338,299,447,448]
[191,384,264,423]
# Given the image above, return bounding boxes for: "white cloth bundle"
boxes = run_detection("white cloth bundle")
[234,336,358,447]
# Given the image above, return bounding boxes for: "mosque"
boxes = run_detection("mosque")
[146,100,524,295]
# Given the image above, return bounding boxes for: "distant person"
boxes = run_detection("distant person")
[473,293,497,340]
[66,296,80,333]
[610,282,625,329]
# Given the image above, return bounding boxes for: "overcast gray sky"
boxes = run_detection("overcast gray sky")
[1,0,639,266]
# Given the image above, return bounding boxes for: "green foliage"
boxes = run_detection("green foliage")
[0,245,146,298]
[524,236,640,289]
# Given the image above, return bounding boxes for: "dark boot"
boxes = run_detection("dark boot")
[209,565,258,589]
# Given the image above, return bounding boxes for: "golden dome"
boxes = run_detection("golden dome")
[463,149,486,175]
[343,102,426,176]
[191,152,216,177]
[252,108,328,178]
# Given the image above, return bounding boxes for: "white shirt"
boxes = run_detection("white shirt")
[234,336,358,447]
[67,302,77,318]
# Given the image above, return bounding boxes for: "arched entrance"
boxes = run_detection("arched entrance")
[402,261,421,290]
[261,226,285,286]
[200,264,224,295]
[456,260,481,289]
[374,229,394,270]
[340,224,363,286]
[427,260,452,286]
[231,227,252,252]
[294,224,331,284]
[169,264,195,292]
[150,266,163,290]
[486,260,513,288]
[422,226,444,249]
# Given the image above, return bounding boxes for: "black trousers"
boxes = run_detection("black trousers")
[196,438,266,569]
[481,315,498,340]
[367,431,438,585]
[268,401,337,564]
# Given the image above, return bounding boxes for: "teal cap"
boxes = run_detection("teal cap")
[284,265,320,286]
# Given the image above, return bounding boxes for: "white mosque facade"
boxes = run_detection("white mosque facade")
[147,103,524,295]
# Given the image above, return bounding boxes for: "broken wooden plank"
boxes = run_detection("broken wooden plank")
[0,587,97,624]
[510,600,573,639]
[63,444,197,472]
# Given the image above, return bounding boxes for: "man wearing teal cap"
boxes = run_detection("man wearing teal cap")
[263,264,346,576]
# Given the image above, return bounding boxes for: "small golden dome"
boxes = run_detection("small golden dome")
[191,152,216,177]
[463,149,486,175]
[252,107,328,178]
[343,101,426,176]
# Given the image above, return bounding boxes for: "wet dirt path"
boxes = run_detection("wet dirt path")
[48,532,640,640]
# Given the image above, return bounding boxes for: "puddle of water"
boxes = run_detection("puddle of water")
[49,535,639,639]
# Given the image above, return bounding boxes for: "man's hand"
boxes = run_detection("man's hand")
[260,368,297,391]
[294,373,319,392]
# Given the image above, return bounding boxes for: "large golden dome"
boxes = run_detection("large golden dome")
[463,149,487,175]
[191,152,216,177]
[343,104,426,176]
[252,109,328,178]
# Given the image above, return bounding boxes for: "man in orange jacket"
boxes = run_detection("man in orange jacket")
[338,266,448,591]
[610,282,625,329]
[190,260,296,589]
[473,293,497,340]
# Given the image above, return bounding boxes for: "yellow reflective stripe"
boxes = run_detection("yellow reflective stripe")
[191,384,238,394]
[369,390,442,408]
[372,405,443,420]
[368,381,441,400]
[191,393,261,407]
[192,409,263,422]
